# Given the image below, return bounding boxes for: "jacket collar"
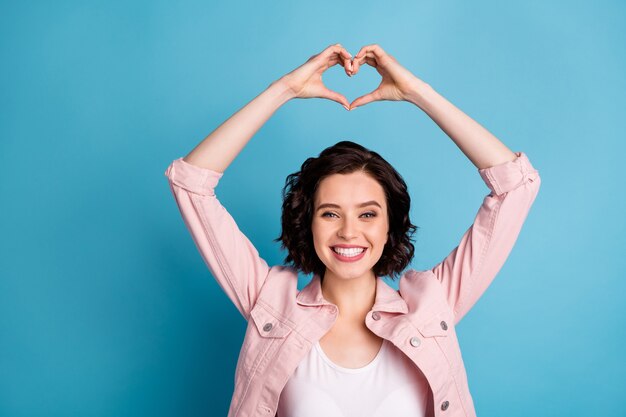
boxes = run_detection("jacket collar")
[296,273,408,314]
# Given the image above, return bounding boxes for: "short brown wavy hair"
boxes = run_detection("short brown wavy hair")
[274,141,418,280]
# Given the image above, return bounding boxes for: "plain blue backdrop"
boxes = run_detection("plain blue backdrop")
[1,1,624,416]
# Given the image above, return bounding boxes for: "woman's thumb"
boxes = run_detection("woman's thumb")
[319,87,350,110]
[349,90,378,109]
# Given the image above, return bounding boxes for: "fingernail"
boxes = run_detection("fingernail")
[343,105,349,111]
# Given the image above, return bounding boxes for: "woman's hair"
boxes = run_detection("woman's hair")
[274,140,418,280]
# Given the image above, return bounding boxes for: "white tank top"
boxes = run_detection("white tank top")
[277,338,430,417]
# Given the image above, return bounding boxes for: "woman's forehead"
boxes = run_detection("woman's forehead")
[315,171,386,206]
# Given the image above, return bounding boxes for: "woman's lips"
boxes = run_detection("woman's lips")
[330,246,367,262]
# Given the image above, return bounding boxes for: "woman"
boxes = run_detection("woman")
[164,44,541,417]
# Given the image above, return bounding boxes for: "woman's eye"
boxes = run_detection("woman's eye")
[321,211,376,218]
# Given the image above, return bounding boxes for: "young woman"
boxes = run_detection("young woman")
[164,44,541,417]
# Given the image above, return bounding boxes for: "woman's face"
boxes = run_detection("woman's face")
[311,170,389,282]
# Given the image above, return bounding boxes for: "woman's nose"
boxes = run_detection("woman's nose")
[337,218,358,239]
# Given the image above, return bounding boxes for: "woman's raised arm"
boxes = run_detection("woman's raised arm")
[183,43,353,172]
[165,44,353,319]
[348,44,541,323]
[348,43,517,169]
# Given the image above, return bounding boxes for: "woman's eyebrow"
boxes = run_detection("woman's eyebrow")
[316,201,382,211]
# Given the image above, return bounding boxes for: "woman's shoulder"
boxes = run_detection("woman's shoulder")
[260,265,301,295]
[397,268,445,300]
[399,267,436,281]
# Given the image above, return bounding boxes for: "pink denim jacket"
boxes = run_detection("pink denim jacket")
[164,151,541,417]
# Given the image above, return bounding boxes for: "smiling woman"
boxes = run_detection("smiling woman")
[275,140,417,285]
[164,43,541,417]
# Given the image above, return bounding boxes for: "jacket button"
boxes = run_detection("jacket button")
[440,320,448,331]
[262,323,273,332]
[410,336,421,347]
[372,311,381,321]
[441,400,449,411]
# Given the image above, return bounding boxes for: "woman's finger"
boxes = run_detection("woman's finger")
[349,88,381,109]
[351,50,382,75]
[364,56,378,68]
[317,44,351,69]
[335,47,353,73]
[350,58,371,77]
[355,52,379,66]
[326,56,352,76]
[328,54,352,69]
[318,86,350,110]
[351,57,360,75]
[353,45,392,72]
[354,44,386,61]
[325,50,353,76]
[322,43,352,62]
[345,56,353,75]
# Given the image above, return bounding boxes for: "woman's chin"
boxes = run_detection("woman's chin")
[323,265,374,282]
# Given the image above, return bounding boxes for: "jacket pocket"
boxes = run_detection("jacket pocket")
[250,303,293,338]
[237,303,293,381]
[416,309,451,338]
[414,307,465,373]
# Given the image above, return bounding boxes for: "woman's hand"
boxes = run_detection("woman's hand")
[279,43,353,110]
[348,44,425,109]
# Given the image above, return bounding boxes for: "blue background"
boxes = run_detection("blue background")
[1,1,624,416]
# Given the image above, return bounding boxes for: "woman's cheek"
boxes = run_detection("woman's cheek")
[311,225,329,263]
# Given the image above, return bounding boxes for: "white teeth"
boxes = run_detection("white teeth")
[332,247,365,257]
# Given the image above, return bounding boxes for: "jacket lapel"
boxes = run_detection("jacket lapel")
[296,274,409,314]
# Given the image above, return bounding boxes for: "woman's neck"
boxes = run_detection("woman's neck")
[320,270,377,319]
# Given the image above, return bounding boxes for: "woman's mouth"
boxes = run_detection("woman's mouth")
[331,246,367,262]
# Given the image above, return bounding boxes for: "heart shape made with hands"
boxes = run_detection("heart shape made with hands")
[325,61,383,111]
[319,45,409,111]
[286,44,415,111]
[321,56,383,111]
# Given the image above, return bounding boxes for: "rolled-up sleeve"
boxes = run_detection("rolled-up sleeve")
[431,151,541,324]
[164,157,271,320]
